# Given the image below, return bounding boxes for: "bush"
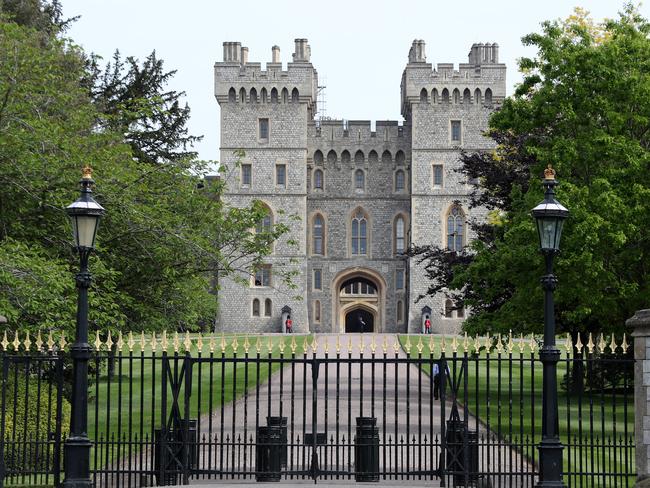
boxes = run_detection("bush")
[2,363,71,474]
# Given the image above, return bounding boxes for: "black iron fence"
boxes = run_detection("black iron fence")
[0,332,635,487]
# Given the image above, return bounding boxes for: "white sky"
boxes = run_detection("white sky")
[62,0,646,164]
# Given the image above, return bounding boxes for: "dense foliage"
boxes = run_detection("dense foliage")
[410,6,650,337]
[0,2,293,334]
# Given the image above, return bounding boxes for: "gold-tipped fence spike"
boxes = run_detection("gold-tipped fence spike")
[528,334,537,353]
[140,331,146,351]
[463,332,469,353]
[451,335,458,354]
[161,330,168,352]
[243,335,250,354]
[405,336,412,355]
[587,333,595,354]
[23,332,31,352]
[197,333,203,353]
[440,335,447,354]
[336,335,341,354]
[392,338,400,354]
[348,336,353,354]
[47,331,55,352]
[476,335,482,355]
[59,332,67,351]
[495,334,504,354]
[36,330,44,351]
[598,334,606,354]
[483,334,491,353]
[1,330,9,351]
[13,331,20,351]
[507,331,514,354]
[94,331,102,351]
[116,331,124,352]
[151,332,158,353]
[416,336,423,354]
[303,336,310,355]
[370,335,377,354]
[255,336,262,354]
[128,331,135,352]
[184,331,192,353]
[278,337,286,355]
[173,331,180,353]
[429,335,436,355]
[232,336,239,354]
[290,336,297,354]
[518,333,525,354]
[311,337,318,354]
[220,333,226,354]
[564,333,573,354]
[383,336,388,355]
[609,334,617,354]
[575,333,584,354]
[622,333,629,353]
[209,335,216,354]
[359,336,365,354]
[268,336,274,355]
[324,338,330,355]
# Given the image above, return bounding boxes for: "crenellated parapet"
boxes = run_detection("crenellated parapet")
[401,40,506,118]
[214,39,318,112]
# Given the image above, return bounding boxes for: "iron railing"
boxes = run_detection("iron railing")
[0,331,635,487]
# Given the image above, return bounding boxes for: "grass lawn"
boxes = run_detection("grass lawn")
[87,333,311,466]
[398,334,634,486]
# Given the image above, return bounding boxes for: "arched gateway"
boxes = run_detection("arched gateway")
[332,267,386,333]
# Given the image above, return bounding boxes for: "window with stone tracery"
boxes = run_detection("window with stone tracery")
[447,205,465,251]
[351,211,368,255]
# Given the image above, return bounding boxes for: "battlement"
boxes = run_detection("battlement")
[310,120,408,141]
[214,39,318,106]
[401,39,506,117]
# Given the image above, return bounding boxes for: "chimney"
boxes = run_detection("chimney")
[271,45,281,63]
[222,41,242,63]
[408,40,426,63]
[241,46,249,65]
[292,38,311,62]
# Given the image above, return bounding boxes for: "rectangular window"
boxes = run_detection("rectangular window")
[396,269,405,290]
[451,120,461,142]
[253,265,271,287]
[313,269,322,290]
[276,164,286,187]
[241,164,252,187]
[433,164,443,187]
[259,118,269,141]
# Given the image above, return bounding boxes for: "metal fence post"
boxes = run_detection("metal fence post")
[628,309,650,487]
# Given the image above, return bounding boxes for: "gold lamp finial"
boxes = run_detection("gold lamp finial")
[82,165,93,180]
[544,164,556,180]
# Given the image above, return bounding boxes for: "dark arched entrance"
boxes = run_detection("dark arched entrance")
[345,308,374,333]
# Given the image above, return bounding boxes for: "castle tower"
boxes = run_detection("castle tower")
[402,40,506,333]
[214,40,318,332]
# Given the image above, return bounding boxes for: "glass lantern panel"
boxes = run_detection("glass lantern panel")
[553,219,565,250]
[538,218,558,250]
[74,215,99,248]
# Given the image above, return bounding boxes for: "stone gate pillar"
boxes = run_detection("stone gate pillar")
[628,309,650,486]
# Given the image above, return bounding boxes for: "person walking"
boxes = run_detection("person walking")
[357,313,366,333]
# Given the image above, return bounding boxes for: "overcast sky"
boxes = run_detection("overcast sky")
[62,0,646,165]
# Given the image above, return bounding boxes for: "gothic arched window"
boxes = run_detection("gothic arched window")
[252,298,260,317]
[313,169,323,189]
[291,88,299,102]
[485,88,493,105]
[395,170,405,191]
[420,88,428,102]
[395,216,406,254]
[271,88,278,103]
[351,210,368,255]
[264,298,272,317]
[463,88,471,104]
[446,205,465,251]
[228,87,236,103]
[281,88,289,103]
[354,169,365,190]
[441,88,450,103]
[474,88,481,104]
[453,88,460,104]
[313,214,324,255]
[444,299,453,318]
[249,87,257,103]
[261,88,268,103]
[239,87,246,103]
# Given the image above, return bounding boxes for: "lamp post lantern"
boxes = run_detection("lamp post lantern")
[63,166,105,488]
[532,165,569,488]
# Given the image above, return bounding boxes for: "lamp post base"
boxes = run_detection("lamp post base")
[536,438,565,488]
[63,436,93,488]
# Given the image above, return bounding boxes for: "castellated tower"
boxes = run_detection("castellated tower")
[402,40,506,332]
[214,39,317,332]
[214,38,505,334]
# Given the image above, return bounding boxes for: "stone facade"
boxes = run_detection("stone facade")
[214,39,506,334]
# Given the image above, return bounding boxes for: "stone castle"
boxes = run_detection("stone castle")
[214,38,506,334]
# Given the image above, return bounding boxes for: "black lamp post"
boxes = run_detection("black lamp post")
[532,165,569,488]
[63,166,105,488]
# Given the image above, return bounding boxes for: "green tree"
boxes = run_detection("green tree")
[410,6,650,340]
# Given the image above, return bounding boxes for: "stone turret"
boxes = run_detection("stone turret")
[468,42,499,65]
[408,39,427,64]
